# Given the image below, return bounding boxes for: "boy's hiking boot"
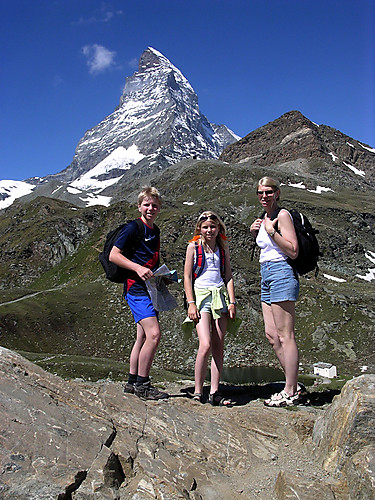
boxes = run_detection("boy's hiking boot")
[134,381,169,400]
[123,382,135,394]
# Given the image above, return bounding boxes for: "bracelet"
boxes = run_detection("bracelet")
[187,300,195,304]
[268,229,276,237]
[229,301,237,305]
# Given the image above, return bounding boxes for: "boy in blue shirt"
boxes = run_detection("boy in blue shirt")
[109,186,168,400]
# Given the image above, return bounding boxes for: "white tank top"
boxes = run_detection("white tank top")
[256,221,288,263]
[194,248,225,288]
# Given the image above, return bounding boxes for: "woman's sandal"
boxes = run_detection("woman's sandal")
[296,383,306,396]
[264,389,301,407]
[208,391,235,407]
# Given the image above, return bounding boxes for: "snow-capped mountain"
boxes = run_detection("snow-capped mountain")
[63,47,239,185]
[52,48,239,197]
[0,47,239,210]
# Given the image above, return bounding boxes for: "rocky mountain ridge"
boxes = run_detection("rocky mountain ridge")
[2,49,374,211]
[65,48,239,180]
[220,110,375,191]
[1,108,373,213]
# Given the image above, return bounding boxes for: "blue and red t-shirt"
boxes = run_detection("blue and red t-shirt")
[113,218,160,296]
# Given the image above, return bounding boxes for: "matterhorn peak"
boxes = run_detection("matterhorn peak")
[0,48,239,209]
[119,47,194,105]
[59,47,239,204]
[138,47,174,72]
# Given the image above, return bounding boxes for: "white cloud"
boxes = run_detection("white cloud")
[74,7,123,25]
[82,44,116,74]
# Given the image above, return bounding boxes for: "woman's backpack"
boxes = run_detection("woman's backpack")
[286,209,321,276]
[251,208,322,276]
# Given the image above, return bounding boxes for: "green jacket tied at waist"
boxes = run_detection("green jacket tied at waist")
[182,284,241,337]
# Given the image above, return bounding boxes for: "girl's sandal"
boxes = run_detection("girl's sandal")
[208,391,235,407]
[192,393,203,403]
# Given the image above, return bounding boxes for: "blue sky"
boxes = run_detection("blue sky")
[1,0,374,181]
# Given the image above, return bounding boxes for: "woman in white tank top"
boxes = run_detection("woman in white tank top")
[251,177,303,407]
[184,211,236,406]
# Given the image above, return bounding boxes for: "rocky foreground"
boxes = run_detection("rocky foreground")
[0,347,374,500]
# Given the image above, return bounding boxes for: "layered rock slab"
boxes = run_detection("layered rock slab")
[1,347,374,499]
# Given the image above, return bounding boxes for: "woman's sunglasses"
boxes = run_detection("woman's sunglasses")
[199,214,218,222]
[257,189,274,197]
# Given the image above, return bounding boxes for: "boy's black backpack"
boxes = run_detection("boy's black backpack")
[99,218,147,283]
[252,208,321,276]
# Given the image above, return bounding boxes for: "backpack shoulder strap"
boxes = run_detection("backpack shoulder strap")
[193,242,226,279]
[219,245,226,278]
[270,206,282,223]
[193,242,205,280]
[135,217,145,233]
[135,218,160,236]
[124,218,145,256]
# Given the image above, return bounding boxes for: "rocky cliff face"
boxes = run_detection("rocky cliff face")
[0,197,104,289]
[313,375,375,499]
[0,347,374,499]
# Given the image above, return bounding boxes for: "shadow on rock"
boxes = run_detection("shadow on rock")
[179,381,341,407]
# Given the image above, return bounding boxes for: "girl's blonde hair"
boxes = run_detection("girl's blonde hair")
[257,176,280,200]
[189,211,228,250]
[137,186,162,206]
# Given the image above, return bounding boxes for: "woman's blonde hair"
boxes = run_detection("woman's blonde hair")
[189,210,228,250]
[137,186,162,206]
[257,176,280,200]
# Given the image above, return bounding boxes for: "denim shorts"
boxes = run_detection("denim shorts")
[199,292,228,315]
[125,293,158,323]
[260,260,299,305]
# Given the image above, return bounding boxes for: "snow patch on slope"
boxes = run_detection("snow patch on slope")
[356,250,375,282]
[0,180,35,209]
[343,161,365,177]
[359,143,375,153]
[70,145,144,192]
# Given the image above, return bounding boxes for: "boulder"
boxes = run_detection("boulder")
[313,374,375,498]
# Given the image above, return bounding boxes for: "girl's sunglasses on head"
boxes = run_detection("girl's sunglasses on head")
[199,214,218,221]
